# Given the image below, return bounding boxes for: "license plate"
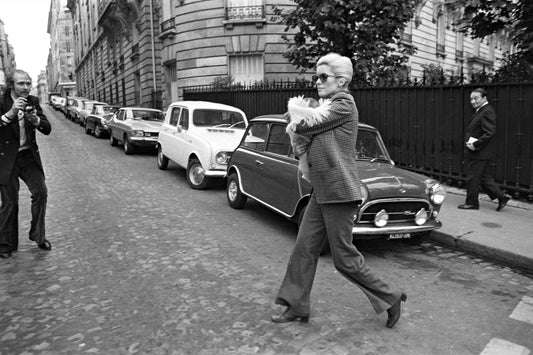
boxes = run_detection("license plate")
[388,233,411,240]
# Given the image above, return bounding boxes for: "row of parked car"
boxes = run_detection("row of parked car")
[48,97,446,245]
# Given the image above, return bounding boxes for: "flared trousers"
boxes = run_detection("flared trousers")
[275,194,402,316]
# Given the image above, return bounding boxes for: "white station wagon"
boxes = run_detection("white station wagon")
[157,101,248,189]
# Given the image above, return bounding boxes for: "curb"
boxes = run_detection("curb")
[428,230,533,275]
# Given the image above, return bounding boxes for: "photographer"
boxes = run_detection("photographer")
[0,69,52,259]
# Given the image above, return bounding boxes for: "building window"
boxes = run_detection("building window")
[401,20,413,44]
[473,38,481,57]
[229,54,264,85]
[455,31,464,59]
[436,14,446,57]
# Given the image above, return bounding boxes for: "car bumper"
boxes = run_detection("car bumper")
[130,137,159,147]
[204,169,227,178]
[352,219,442,236]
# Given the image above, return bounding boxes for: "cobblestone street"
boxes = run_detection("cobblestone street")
[1,107,532,355]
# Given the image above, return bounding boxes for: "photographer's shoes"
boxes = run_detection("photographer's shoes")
[38,239,52,251]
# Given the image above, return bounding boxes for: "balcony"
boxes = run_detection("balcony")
[98,0,117,24]
[159,18,176,40]
[224,5,266,29]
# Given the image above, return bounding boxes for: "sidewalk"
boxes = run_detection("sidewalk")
[428,185,533,274]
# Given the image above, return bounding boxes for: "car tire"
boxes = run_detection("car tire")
[124,136,135,155]
[79,118,84,126]
[186,158,210,190]
[402,232,430,245]
[110,131,118,146]
[157,146,169,170]
[227,173,247,209]
[84,123,91,135]
[94,125,103,138]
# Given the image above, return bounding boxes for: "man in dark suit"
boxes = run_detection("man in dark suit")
[458,88,511,211]
[0,69,52,259]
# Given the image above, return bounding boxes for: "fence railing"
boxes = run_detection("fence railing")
[183,81,533,201]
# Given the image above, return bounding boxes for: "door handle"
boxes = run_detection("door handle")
[255,160,264,166]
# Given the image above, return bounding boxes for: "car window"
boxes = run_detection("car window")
[117,110,126,121]
[265,124,291,156]
[193,109,245,128]
[180,109,189,130]
[130,110,164,121]
[243,122,268,151]
[169,107,180,126]
[356,129,388,160]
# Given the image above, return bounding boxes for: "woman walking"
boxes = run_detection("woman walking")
[272,53,406,328]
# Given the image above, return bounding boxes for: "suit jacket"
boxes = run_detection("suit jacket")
[0,89,51,185]
[464,103,497,160]
[296,90,362,204]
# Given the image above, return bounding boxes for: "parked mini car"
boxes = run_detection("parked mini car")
[66,97,89,122]
[226,115,446,244]
[78,101,107,126]
[108,107,165,154]
[84,105,120,138]
[157,101,248,189]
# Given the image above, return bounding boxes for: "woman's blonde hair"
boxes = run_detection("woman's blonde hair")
[317,53,353,84]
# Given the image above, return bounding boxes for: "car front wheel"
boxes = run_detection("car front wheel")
[124,136,135,155]
[186,158,210,190]
[84,122,91,135]
[227,173,247,209]
[157,146,169,170]
[94,125,103,138]
[110,131,118,146]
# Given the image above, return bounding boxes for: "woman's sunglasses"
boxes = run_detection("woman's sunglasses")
[312,73,339,83]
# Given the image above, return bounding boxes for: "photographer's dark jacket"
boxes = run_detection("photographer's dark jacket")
[0,89,51,185]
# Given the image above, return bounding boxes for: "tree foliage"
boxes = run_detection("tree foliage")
[273,0,417,86]
[448,0,533,63]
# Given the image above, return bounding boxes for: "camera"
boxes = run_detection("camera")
[24,105,35,113]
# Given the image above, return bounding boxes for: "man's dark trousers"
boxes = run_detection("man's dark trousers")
[0,149,47,253]
[465,157,505,207]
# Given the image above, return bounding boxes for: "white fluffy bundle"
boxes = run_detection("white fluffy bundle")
[286,96,331,133]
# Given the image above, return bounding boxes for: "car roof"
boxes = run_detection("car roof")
[168,101,245,113]
[119,107,162,112]
[249,115,376,130]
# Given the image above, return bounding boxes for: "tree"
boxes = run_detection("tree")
[273,0,417,86]
[448,0,533,64]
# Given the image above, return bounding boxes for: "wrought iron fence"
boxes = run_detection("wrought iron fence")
[183,81,533,200]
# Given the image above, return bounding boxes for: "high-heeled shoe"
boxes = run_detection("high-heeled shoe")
[386,292,407,328]
[271,307,309,323]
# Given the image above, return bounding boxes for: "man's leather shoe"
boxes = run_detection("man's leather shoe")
[457,204,479,210]
[271,307,309,323]
[38,240,52,251]
[386,292,407,328]
[496,194,511,211]
[0,251,12,259]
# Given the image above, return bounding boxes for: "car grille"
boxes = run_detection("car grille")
[357,200,432,223]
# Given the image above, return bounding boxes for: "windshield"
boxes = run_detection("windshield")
[130,110,164,121]
[193,109,245,128]
[356,129,390,162]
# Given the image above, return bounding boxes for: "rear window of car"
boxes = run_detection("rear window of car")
[129,110,164,121]
[193,109,245,128]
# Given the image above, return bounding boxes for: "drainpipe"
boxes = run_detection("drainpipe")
[149,0,157,107]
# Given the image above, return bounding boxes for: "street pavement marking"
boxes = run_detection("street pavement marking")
[510,295,533,325]
[480,338,530,355]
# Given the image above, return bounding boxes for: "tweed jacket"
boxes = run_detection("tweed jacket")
[0,89,51,185]
[464,103,497,160]
[295,90,362,204]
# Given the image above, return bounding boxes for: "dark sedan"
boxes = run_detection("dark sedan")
[226,115,446,244]
[85,105,120,138]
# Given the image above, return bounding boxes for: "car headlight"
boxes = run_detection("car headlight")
[131,130,144,137]
[216,151,232,165]
[415,208,428,225]
[374,209,389,228]
[430,183,446,205]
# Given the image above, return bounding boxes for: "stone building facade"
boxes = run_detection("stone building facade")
[0,19,16,95]
[66,0,163,109]
[47,0,77,97]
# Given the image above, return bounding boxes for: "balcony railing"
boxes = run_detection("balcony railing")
[226,5,264,21]
[159,18,177,40]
